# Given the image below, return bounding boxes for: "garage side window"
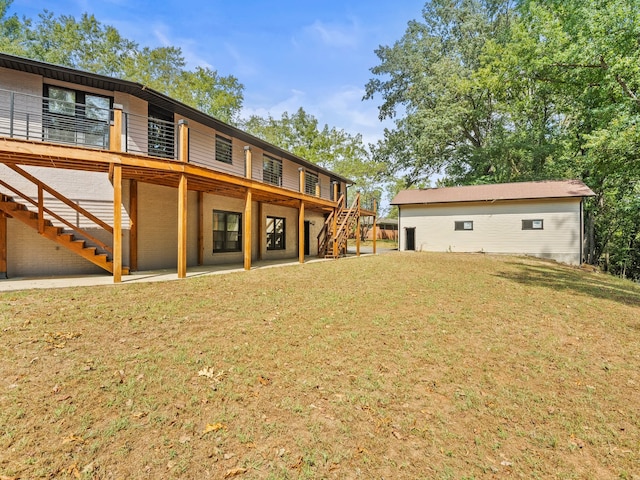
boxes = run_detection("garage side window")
[454,221,473,231]
[522,219,544,230]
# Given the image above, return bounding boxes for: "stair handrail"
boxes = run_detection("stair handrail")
[332,193,360,256]
[2,166,114,254]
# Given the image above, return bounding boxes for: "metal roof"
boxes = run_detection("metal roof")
[391,180,595,205]
[0,53,351,184]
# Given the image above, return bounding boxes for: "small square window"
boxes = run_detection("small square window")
[455,221,473,231]
[522,219,544,230]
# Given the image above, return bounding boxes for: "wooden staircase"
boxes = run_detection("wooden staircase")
[0,164,129,276]
[317,193,360,259]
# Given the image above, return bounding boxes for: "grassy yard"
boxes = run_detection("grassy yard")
[1,252,638,479]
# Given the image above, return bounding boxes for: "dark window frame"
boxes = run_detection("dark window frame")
[305,171,319,196]
[263,155,283,186]
[215,134,233,164]
[454,221,474,231]
[43,84,113,148]
[266,216,286,250]
[522,219,544,230]
[213,210,242,253]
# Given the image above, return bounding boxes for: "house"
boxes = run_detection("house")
[0,53,375,281]
[391,180,595,265]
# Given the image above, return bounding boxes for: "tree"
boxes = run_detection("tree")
[0,1,244,123]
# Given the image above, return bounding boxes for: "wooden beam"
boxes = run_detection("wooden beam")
[258,201,263,261]
[109,104,123,152]
[373,199,377,255]
[129,179,138,271]
[178,120,189,163]
[299,200,305,263]
[244,146,252,179]
[356,193,361,257]
[198,191,204,266]
[0,213,7,279]
[244,188,252,270]
[299,168,305,193]
[113,164,122,283]
[177,174,188,278]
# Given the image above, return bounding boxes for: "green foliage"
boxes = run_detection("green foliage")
[0,1,243,123]
[366,0,640,279]
[240,108,384,208]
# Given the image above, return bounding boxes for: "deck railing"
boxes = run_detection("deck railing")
[0,88,341,201]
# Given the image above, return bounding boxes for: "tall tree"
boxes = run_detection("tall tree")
[0,1,244,123]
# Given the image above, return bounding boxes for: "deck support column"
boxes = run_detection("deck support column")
[299,200,305,263]
[356,193,361,257]
[177,120,189,279]
[110,104,123,152]
[244,146,252,179]
[129,180,138,271]
[113,164,122,283]
[258,201,263,261]
[177,174,188,278]
[244,188,252,270]
[298,168,305,194]
[0,213,7,279]
[372,199,377,255]
[197,191,204,265]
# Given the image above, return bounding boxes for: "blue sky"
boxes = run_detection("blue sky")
[9,0,426,145]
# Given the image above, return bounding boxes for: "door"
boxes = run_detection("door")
[405,227,416,251]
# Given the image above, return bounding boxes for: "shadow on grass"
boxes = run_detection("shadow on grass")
[495,261,640,308]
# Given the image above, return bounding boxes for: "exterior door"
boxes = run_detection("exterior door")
[405,227,416,251]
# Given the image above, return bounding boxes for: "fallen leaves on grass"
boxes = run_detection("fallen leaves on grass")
[203,423,227,434]
[224,467,247,478]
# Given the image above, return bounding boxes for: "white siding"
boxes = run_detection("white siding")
[398,198,583,265]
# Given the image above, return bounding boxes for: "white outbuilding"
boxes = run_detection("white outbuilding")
[391,180,596,265]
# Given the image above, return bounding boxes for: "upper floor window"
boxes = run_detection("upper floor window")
[43,85,112,148]
[263,155,283,186]
[455,221,473,231]
[305,171,319,196]
[148,104,175,159]
[215,135,233,164]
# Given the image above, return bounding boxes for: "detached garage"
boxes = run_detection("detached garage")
[391,180,595,265]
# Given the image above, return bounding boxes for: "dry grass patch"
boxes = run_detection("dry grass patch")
[0,252,638,479]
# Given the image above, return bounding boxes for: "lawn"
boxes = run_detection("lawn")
[1,252,638,479]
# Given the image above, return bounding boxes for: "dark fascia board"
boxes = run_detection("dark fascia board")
[0,53,352,184]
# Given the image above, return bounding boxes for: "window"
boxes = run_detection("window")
[522,219,544,230]
[43,85,112,148]
[305,171,319,196]
[263,155,283,186]
[455,221,474,231]
[148,104,175,159]
[215,135,233,164]
[266,216,286,250]
[213,210,242,252]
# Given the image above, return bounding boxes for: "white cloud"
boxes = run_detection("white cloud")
[302,19,361,48]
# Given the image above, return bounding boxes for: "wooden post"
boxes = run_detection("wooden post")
[177,174,188,278]
[244,189,252,270]
[37,185,44,234]
[177,120,189,278]
[372,199,377,255]
[258,201,263,261]
[178,119,189,163]
[332,182,339,202]
[110,104,123,152]
[315,183,320,198]
[356,193,361,257]
[299,168,305,193]
[113,164,122,283]
[299,200,305,263]
[197,191,204,265]
[244,146,252,179]
[129,180,138,271]
[332,206,338,258]
[0,213,7,279]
